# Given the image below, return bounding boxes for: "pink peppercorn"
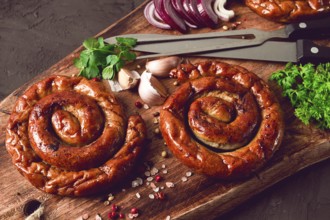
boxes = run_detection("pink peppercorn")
[130,208,139,214]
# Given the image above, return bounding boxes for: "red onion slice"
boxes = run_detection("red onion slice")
[144,1,171,29]
[182,0,205,27]
[196,0,218,28]
[171,0,199,27]
[153,0,188,33]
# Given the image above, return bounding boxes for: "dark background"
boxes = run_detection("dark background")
[1,0,330,219]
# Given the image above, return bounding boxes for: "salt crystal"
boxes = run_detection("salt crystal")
[147,177,153,182]
[95,214,102,220]
[136,192,141,199]
[131,180,139,188]
[162,169,168,174]
[150,182,157,189]
[186,171,193,177]
[149,194,155,199]
[153,187,160,192]
[144,171,151,177]
[165,215,171,220]
[136,177,143,185]
[181,176,188,182]
[166,182,175,188]
[150,167,159,175]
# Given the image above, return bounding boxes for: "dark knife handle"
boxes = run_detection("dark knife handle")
[285,17,330,39]
[297,40,330,64]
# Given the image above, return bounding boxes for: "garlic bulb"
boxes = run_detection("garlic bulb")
[138,71,168,106]
[146,56,181,78]
[117,68,140,90]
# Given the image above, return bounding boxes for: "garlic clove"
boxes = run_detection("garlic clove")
[146,56,181,78]
[138,71,168,106]
[117,68,140,90]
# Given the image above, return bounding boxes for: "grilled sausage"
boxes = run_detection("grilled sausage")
[161,61,284,179]
[6,76,147,196]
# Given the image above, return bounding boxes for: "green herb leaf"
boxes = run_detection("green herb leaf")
[74,36,137,80]
[115,37,137,47]
[83,38,100,50]
[270,62,330,129]
[102,66,114,80]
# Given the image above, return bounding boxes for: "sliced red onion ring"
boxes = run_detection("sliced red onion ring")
[182,0,204,27]
[213,0,235,22]
[196,0,218,28]
[171,0,199,27]
[144,1,171,29]
[153,0,188,33]
[187,0,208,27]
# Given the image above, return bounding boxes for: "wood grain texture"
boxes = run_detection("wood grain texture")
[0,1,329,219]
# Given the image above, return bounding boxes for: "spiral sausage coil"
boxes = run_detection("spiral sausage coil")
[245,0,330,23]
[161,61,284,179]
[6,76,147,196]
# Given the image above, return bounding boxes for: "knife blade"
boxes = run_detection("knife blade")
[105,17,330,58]
[195,40,330,63]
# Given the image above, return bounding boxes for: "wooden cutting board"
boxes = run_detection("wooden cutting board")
[0,1,329,219]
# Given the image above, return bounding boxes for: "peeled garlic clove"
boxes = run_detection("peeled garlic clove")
[146,56,181,78]
[118,68,140,90]
[138,71,168,106]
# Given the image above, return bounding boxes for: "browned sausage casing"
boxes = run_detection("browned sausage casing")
[245,0,330,23]
[6,76,147,196]
[161,62,284,179]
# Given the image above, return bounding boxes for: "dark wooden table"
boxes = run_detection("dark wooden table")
[1,1,330,219]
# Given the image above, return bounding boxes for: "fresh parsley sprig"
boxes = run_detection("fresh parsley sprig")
[74,37,137,80]
[270,62,330,129]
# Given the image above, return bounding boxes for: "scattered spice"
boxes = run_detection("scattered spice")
[166,182,175,188]
[136,192,141,199]
[155,192,166,200]
[173,81,179,86]
[161,151,168,158]
[135,101,143,109]
[153,118,159,124]
[150,167,159,175]
[95,213,102,220]
[108,195,115,201]
[130,208,139,215]
[153,128,160,134]
[144,171,151,177]
[108,211,118,219]
[111,204,119,212]
[155,175,162,182]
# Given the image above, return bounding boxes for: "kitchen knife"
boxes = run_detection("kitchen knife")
[140,40,330,63]
[105,17,330,58]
